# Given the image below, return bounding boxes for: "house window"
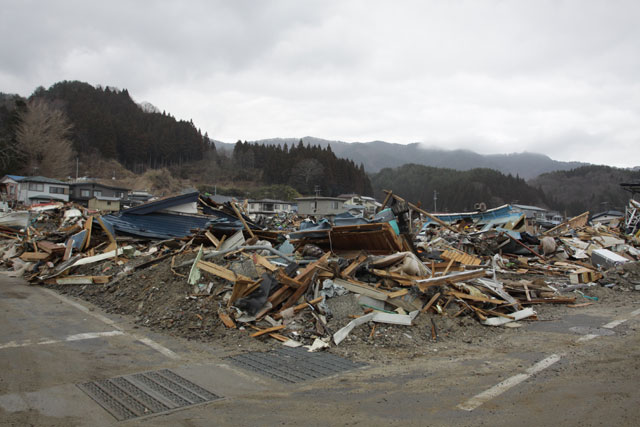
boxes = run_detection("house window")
[107,201,112,206]
[275,204,281,210]
[332,201,339,209]
[9,186,15,195]
[49,186,65,194]
[94,190,102,197]
[28,183,44,191]
[81,189,90,197]
[117,192,124,198]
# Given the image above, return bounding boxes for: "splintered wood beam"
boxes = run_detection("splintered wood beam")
[421,292,441,313]
[273,296,323,319]
[383,190,461,234]
[341,254,368,278]
[446,290,507,305]
[252,253,278,272]
[378,190,394,212]
[275,269,303,289]
[205,231,220,248]
[499,232,545,260]
[250,324,286,338]
[197,260,252,283]
[218,312,236,328]
[231,202,255,238]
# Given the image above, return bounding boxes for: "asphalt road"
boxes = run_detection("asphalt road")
[1,275,638,426]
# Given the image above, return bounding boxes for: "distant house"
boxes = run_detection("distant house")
[16,176,70,205]
[295,196,346,217]
[128,191,153,206]
[511,204,549,220]
[88,196,121,212]
[69,182,129,208]
[248,199,296,216]
[338,194,381,216]
[0,175,25,204]
[591,210,624,226]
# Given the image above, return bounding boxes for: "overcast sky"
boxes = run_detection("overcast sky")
[2,0,639,167]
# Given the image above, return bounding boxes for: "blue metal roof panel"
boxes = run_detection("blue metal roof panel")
[101,212,211,239]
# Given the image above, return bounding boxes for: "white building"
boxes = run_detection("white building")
[247,199,296,215]
[17,176,70,205]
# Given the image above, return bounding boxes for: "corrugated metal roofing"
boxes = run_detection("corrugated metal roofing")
[101,212,211,239]
[122,191,199,215]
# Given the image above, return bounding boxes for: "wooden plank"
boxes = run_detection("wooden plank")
[273,296,323,319]
[228,279,254,308]
[219,312,236,328]
[197,260,252,283]
[252,253,278,272]
[82,215,93,250]
[231,202,255,239]
[250,324,286,338]
[543,211,589,236]
[441,249,482,266]
[416,269,486,292]
[446,290,507,305]
[341,254,368,278]
[20,252,50,261]
[333,278,390,301]
[420,292,441,313]
[387,288,409,299]
[275,269,303,289]
[48,275,111,285]
[205,231,220,248]
[37,241,66,255]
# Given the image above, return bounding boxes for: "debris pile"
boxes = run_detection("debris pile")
[2,190,640,357]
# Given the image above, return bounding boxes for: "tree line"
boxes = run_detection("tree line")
[0,81,211,177]
[231,140,373,197]
[370,163,550,213]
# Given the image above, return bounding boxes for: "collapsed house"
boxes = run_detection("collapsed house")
[1,189,640,355]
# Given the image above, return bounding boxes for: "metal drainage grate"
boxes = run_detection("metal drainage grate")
[77,369,221,421]
[227,347,366,384]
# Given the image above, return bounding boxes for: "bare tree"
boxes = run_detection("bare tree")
[15,99,74,178]
[289,158,324,194]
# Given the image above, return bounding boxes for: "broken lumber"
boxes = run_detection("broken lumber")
[250,324,286,338]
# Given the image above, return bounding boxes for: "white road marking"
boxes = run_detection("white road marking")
[0,331,124,350]
[458,307,640,411]
[133,336,180,359]
[39,288,180,359]
[576,334,598,342]
[457,354,562,411]
[602,307,640,329]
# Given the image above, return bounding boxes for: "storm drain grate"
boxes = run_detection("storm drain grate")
[77,369,222,421]
[227,347,366,383]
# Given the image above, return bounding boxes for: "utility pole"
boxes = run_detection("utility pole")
[433,190,438,212]
[75,157,79,181]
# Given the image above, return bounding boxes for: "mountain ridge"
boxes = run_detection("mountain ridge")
[214,136,587,179]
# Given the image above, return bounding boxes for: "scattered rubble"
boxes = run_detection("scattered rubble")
[2,190,640,362]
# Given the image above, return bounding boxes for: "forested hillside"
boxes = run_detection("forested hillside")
[231,141,372,197]
[36,81,209,172]
[529,165,640,215]
[371,164,549,212]
[1,81,372,198]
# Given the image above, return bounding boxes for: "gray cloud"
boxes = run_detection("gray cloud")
[2,0,639,167]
